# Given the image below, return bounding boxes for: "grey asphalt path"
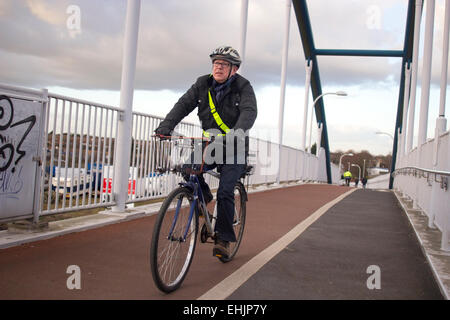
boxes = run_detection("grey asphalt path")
[228,189,444,300]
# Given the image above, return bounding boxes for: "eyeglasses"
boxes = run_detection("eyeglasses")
[213,61,231,68]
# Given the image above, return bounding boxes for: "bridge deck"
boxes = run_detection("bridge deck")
[0,184,444,300]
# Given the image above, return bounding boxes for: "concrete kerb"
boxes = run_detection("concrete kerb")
[0,209,150,249]
[393,190,450,300]
[0,180,320,249]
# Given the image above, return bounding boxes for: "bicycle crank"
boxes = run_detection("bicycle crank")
[200,223,214,243]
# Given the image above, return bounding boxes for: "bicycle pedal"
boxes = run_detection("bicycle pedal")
[212,248,229,259]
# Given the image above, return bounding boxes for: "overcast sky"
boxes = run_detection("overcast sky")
[1,0,449,155]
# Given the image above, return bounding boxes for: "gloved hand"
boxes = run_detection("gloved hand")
[154,126,172,139]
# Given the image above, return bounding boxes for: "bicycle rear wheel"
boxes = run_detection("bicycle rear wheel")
[150,187,198,293]
[219,182,246,263]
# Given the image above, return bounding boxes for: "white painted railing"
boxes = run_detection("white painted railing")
[0,84,339,223]
[41,94,121,215]
[394,130,450,251]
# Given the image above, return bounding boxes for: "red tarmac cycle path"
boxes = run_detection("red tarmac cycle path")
[0,184,348,300]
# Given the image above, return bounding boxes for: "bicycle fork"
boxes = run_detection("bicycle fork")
[167,193,196,242]
[167,184,217,242]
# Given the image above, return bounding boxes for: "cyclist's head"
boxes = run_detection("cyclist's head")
[210,46,241,83]
[210,46,241,69]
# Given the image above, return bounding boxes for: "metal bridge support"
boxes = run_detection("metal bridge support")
[292,0,416,187]
[113,0,141,212]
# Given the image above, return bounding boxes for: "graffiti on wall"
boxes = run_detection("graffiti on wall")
[1,95,36,168]
[0,95,39,211]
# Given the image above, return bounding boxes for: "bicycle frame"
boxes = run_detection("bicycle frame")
[168,172,217,242]
[155,134,248,243]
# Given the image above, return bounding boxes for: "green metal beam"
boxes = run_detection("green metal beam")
[315,49,404,57]
[389,0,416,189]
[292,0,416,188]
[292,0,333,184]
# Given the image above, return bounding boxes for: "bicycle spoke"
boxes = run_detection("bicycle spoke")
[168,247,177,282]
[159,241,173,279]
[160,237,180,282]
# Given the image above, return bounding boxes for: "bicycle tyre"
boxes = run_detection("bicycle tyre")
[150,187,199,293]
[219,182,246,263]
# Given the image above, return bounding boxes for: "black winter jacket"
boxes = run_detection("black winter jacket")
[157,74,257,135]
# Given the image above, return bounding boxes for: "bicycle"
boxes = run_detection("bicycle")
[149,135,252,293]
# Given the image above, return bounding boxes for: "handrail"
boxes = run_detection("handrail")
[393,166,450,177]
[0,83,48,102]
[393,166,449,190]
[48,93,122,112]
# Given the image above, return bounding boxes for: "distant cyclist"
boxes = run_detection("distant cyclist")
[343,170,352,186]
[155,46,257,259]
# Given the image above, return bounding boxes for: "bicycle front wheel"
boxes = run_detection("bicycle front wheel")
[150,187,198,293]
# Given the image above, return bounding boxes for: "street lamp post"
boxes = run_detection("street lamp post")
[375,131,394,140]
[307,91,347,153]
[338,152,354,176]
[375,131,394,158]
[363,159,366,178]
[351,163,361,181]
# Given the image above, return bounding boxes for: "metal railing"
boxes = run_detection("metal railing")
[40,94,121,215]
[1,83,337,222]
[38,94,337,216]
[39,95,198,215]
[393,166,449,191]
[393,130,450,251]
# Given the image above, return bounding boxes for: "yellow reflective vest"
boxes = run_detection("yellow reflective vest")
[343,171,352,178]
[203,90,230,138]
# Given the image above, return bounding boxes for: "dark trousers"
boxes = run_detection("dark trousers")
[199,163,245,242]
[183,142,246,242]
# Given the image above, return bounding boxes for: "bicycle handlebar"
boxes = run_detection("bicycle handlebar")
[152,134,210,141]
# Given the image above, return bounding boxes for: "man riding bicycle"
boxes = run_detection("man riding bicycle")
[155,46,257,259]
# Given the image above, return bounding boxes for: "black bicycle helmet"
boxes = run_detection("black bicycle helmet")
[209,46,241,68]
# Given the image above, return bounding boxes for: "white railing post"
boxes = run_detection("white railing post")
[239,0,249,74]
[439,1,450,245]
[407,0,423,152]
[317,123,323,156]
[276,0,291,184]
[112,0,141,212]
[301,60,313,152]
[417,0,435,147]
[301,60,313,181]
[34,88,49,223]
[400,63,411,159]
[443,134,450,251]
[308,95,315,154]
[437,0,450,136]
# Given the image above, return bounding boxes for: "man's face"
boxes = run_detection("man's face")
[212,59,238,83]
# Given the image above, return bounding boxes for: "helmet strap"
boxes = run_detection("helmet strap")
[227,67,233,81]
